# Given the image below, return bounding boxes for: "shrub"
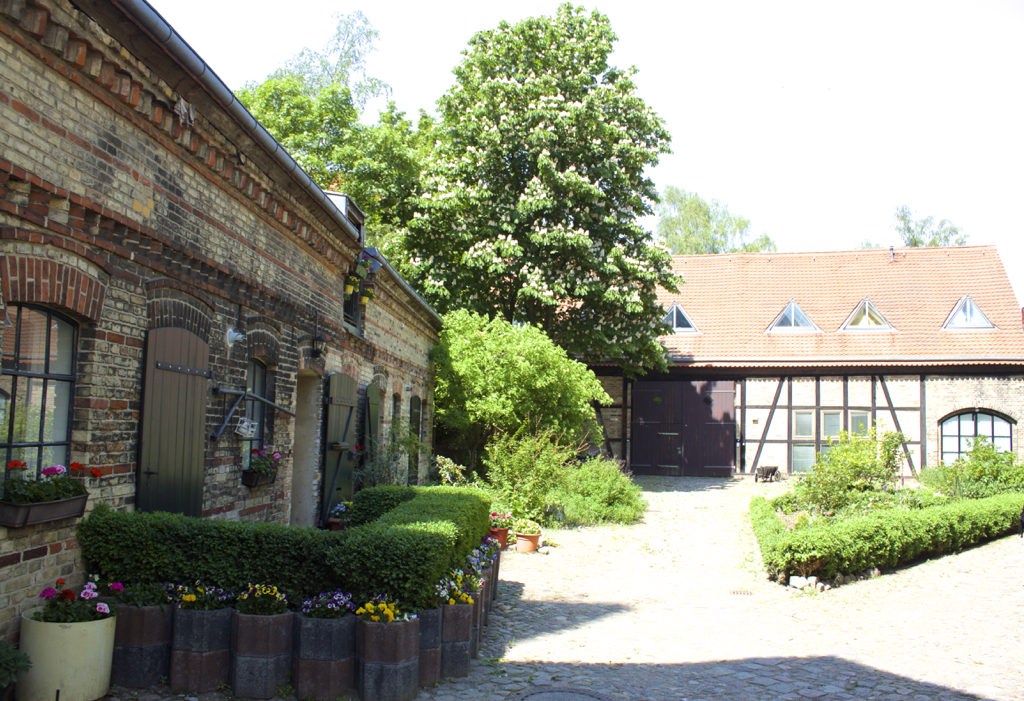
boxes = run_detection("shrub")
[432,309,611,470]
[919,437,1024,498]
[78,486,489,608]
[794,429,905,513]
[348,485,416,525]
[549,457,647,526]
[751,492,1024,581]
[0,640,31,688]
[483,429,575,523]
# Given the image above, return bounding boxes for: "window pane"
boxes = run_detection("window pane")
[942,436,960,453]
[961,436,974,452]
[822,411,841,438]
[1,307,17,371]
[12,445,40,476]
[941,452,958,464]
[17,308,48,373]
[941,416,958,433]
[792,445,815,472]
[41,444,68,470]
[0,374,11,440]
[960,414,975,434]
[12,376,44,443]
[43,380,73,443]
[994,436,1012,452]
[850,412,870,434]
[49,316,74,375]
[976,413,992,439]
[794,411,813,438]
[993,416,1011,437]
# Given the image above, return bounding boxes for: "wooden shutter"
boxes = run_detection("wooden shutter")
[137,328,209,516]
[321,372,358,522]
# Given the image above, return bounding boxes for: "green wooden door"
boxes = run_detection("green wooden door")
[137,327,209,516]
[321,372,358,521]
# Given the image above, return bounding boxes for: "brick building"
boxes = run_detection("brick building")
[594,246,1024,479]
[0,0,441,637]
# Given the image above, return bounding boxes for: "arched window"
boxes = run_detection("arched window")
[1,305,77,477]
[242,359,269,469]
[940,410,1013,463]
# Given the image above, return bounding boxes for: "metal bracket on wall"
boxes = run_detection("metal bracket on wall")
[209,387,296,441]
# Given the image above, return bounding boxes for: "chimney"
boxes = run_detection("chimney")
[889,245,894,262]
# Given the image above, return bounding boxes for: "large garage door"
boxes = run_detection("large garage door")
[630,380,735,477]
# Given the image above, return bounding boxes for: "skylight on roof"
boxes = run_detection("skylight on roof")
[943,295,995,330]
[662,303,697,334]
[767,300,819,333]
[841,299,893,331]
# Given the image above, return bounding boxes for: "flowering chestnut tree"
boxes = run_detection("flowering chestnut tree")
[398,4,678,376]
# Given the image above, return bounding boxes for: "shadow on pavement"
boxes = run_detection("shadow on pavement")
[489,655,988,700]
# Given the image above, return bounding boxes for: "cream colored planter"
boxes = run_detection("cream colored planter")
[17,609,115,701]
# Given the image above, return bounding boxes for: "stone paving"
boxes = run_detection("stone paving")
[110,476,1024,700]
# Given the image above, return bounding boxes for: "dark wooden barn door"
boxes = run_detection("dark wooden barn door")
[630,381,684,475]
[631,379,735,477]
[137,328,209,516]
[321,372,358,522]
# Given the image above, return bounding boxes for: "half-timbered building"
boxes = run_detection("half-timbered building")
[594,246,1024,479]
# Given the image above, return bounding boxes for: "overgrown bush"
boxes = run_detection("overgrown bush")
[794,429,905,513]
[78,486,489,608]
[919,437,1024,498]
[432,309,611,470]
[549,457,647,526]
[483,429,575,523]
[751,492,1024,580]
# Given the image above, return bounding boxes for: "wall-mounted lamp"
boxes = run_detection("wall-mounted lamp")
[225,327,245,348]
[309,313,326,358]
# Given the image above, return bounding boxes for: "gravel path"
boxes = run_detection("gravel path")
[422,476,1024,701]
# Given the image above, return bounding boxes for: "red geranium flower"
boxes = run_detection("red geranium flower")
[59,589,76,601]
[6,460,26,470]
[56,578,66,586]
[69,462,85,472]
[90,468,102,478]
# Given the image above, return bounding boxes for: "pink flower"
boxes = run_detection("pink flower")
[83,581,97,591]
[109,582,124,593]
[96,602,109,615]
[272,452,281,459]
[80,588,97,600]
[41,464,67,477]
[39,587,58,600]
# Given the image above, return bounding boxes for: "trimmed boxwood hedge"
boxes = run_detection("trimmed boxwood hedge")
[78,486,490,607]
[750,492,1024,581]
[348,485,416,526]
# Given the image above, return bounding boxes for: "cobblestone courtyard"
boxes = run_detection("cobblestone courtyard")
[422,476,1024,701]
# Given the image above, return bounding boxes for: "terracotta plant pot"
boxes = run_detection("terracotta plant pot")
[515,532,541,553]
[170,607,232,693]
[112,604,172,688]
[488,526,509,549]
[356,618,419,701]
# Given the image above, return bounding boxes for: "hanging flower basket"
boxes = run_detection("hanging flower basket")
[343,276,358,296]
[360,285,376,304]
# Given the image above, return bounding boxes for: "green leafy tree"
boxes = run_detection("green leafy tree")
[894,205,967,247]
[656,187,775,254]
[400,4,678,376]
[431,309,611,470]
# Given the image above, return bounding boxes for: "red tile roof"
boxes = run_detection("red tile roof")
[658,246,1024,369]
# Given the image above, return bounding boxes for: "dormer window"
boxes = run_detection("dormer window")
[943,295,995,330]
[841,299,893,331]
[662,303,697,334]
[767,300,819,333]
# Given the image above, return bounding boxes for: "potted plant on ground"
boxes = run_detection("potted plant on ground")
[232,584,292,699]
[107,581,173,688]
[168,582,234,693]
[488,512,513,549]
[294,590,357,700]
[513,517,542,553]
[0,461,97,528]
[327,500,353,530]
[0,641,30,701]
[18,577,117,701]
[241,447,281,487]
[354,595,419,701]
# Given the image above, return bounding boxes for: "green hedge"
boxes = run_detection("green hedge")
[349,485,416,525]
[78,486,490,607]
[750,492,1024,581]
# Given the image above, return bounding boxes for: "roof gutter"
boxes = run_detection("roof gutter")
[108,0,361,243]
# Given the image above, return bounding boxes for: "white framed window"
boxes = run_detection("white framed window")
[242,359,268,470]
[662,303,697,334]
[793,410,814,439]
[849,411,871,435]
[943,295,995,331]
[940,410,1012,463]
[792,445,816,473]
[767,300,820,333]
[841,299,893,331]
[821,410,842,439]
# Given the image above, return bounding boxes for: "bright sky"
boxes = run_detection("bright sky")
[147,0,1024,303]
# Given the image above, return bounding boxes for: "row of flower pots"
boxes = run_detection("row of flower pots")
[13,555,501,701]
